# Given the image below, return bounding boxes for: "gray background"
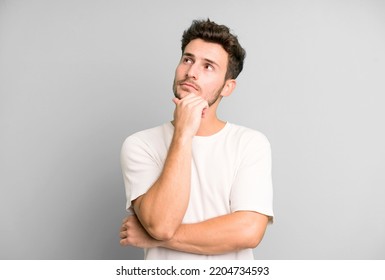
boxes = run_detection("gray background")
[1,0,384,260]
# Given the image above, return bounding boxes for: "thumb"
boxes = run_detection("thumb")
[172,97,180,105]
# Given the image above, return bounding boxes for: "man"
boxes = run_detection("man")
[119,19,274,260]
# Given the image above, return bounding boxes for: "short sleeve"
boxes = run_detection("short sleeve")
[230,133,274,222]
[120,135,162,213]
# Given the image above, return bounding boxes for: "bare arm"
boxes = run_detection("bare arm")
[163,211,269,255]
[132,94,208,240]
[120,211,269,255]
[132,134,192,240]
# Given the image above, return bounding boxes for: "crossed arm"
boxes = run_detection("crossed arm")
[120,209,268,255]
[119,94,269,255]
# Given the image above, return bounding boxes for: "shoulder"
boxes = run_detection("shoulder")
[227,124,272,167]
[226,123,271,149]
[123,122,172,144]
[121,122,173,152]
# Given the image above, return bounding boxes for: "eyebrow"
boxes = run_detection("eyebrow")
[183,52,220,68]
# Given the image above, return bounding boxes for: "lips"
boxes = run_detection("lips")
[179,81,198,91]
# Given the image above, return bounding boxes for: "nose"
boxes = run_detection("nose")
[186,63,198,80]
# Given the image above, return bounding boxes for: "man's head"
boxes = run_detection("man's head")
[181,19,246,80]
[173,19,246,106]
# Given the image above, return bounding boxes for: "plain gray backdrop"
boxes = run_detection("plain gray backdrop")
[1,0,384,260]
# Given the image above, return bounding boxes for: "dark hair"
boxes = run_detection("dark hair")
[181,19,246,80]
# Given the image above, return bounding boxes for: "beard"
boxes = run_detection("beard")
[172,78,225,107]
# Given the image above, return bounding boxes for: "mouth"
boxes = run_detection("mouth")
[179,82,198,91]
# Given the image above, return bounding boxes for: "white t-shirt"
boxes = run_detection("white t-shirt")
[120,122,274,260]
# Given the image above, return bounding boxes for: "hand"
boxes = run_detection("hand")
[172,93,208,138]
[120,214,161,248]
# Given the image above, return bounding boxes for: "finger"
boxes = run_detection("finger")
[192,99,209,112]
[186,94,208,107]
[120,239,128,247]
[179,95,207,109]
[120,225,127,232]
[201,107,207,118]
[119,231,127,239]
[173,92,196,104]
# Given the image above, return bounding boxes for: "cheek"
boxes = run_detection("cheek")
[175,64,186,77]
[203,80,221,93]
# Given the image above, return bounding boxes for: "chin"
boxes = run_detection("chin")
[175,88,192,99]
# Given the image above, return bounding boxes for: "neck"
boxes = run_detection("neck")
[196,119,226,136]
[191,97,226,136]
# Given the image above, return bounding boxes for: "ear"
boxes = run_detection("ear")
[220,79,236,97]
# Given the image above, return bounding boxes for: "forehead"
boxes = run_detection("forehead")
[183,39,228,68]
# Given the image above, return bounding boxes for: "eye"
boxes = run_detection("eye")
[205,64,214,71]
[183,57,193,64]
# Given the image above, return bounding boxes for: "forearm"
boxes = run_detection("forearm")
[134,133,192,240]
[130,94,208,240]
[162,211,269,255]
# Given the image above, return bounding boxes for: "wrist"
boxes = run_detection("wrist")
[172,129,194,146]
[171,120,199,140]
